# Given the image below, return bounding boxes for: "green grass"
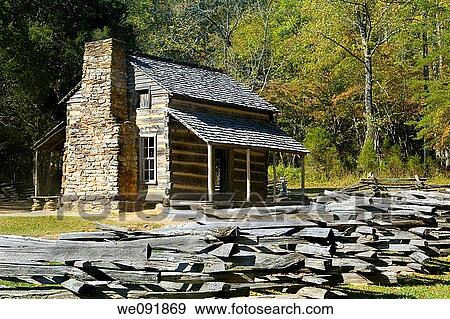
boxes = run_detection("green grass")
[305,175,360,189]
[341,273,450,299]
[0,216,98,238]
[0,214,163,238]
[341,257,450,299]
[268,164,450,190]
[0,279,54,288]
[428,175,450,185]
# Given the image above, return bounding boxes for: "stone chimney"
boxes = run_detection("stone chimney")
[62,38,138,212]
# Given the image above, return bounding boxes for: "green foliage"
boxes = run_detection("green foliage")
[407,155,424,176]
[357,141,378,174]
[1,0,450,187]
[92,26,112,41]
[380,145,404,177]
[417,81,450,151]
[268,164,359,189]
[0,0,133,183]
[304,127,343,179]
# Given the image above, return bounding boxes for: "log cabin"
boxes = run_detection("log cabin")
[32,38,308,212]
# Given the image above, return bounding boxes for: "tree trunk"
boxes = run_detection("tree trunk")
[435,13,443,79]
[363,53,375,149]
[223,41,229,71]
[422,32,429,92]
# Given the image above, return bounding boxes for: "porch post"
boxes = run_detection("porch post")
[300,154,305,201]
[33,150,39,197]
[207,143,214,202]
[272,152,277,202]
[246,149,251,202]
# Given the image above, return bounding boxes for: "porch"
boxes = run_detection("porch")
[31,121,65,211]
[168,107,309,207]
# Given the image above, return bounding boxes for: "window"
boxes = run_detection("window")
[140,135,157,184]
[138,89,151,109]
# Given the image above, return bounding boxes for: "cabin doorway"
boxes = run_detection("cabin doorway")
[214,148,231,193]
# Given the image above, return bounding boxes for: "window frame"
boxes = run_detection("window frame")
[137,87,151,109]
[139,134,157,185]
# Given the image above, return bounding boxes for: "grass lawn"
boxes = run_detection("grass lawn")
[341,273,450,299]
[0,214,162,238]
[340,257,450,299]
[0,279,57,288]
[0,216,98,238]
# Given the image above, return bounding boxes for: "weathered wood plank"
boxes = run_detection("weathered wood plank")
[0,263,94,282]
[0,287,78,299]
[59,232,120,241]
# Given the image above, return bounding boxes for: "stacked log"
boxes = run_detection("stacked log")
[0,183,19,202]
[0,189,449,299]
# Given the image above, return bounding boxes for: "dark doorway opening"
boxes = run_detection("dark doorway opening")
[215,148,231,193]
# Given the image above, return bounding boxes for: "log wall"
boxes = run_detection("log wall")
[168,121,268,202]
[232,149,268,202]
[168,121,208,197]
[127,66,272,203]
[128,66,171,202]
[170,98,271,120]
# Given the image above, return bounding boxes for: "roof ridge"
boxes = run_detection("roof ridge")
[57,81,81,105]
[129,59,173,96]
[129,52,224,74]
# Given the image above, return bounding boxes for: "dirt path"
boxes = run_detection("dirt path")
[0,200,33,215]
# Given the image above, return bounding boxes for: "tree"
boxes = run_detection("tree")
[0,0,132,183]
[313,0,411,152]
[2,0,449,186]
[304,127,343,179]
[127,0,212,63]
[412,0,450,168]
[193,0,251,70]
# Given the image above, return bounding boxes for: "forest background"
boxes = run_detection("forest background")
[1,0,449,188]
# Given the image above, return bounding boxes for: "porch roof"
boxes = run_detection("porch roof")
[32,121,66,151]
[168,108,309,154]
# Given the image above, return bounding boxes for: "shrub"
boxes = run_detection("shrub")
[303,127,343,180]
[407,155,424,176]
[357,140,378,174]
[381,145,404,177]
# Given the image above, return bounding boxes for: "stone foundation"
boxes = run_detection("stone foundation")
[31,196,59,211]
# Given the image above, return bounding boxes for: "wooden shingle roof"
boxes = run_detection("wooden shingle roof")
[169,108,308,154]
[129,55,278,113]
[32,121,66,151]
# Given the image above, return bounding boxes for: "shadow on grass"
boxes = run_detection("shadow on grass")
[336,286,415,299]
[337,257,450,299]
[398,274,450,287]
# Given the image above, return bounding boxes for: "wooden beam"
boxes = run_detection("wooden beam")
[246,149,251,202]
[32,122,65,150]
[301,154,305,203]
[272,152,276,202]
[34,150,39,197]
[207,144,214,202]
[234,149,266,157]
